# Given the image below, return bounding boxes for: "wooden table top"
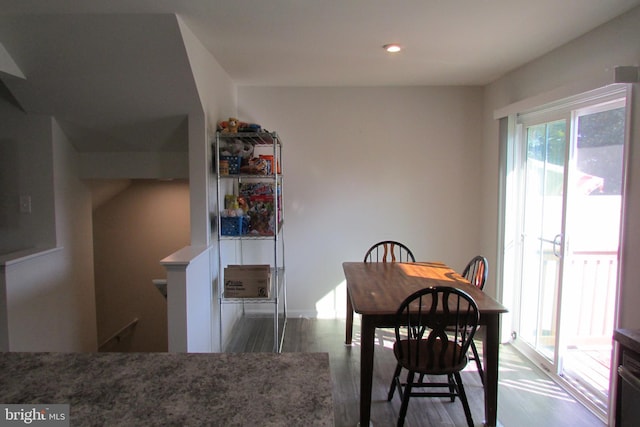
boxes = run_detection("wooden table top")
[343,261,508,316]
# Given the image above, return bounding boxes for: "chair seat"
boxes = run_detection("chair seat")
[394,338,468,374]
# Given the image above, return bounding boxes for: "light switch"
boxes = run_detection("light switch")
[19,195,31,213]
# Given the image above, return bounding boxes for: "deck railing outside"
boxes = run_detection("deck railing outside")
[564,250,617,347]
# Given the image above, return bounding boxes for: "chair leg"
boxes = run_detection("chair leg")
[454,372,475,427]
[397,371,414,427]
[387,363,402,401]
[447,374,456,402]
[470,340,485,386]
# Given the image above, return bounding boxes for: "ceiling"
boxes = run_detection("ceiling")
[1,0,639,153]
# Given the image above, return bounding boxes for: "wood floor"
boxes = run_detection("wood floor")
[227,316,606,427]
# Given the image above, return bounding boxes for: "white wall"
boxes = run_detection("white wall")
[0,97,56,253]
[51,118,97,350]
[239,86,483,317]
[178,16,237,247]
[1,118,97,351]
[166,17,239,351]
[483,7,640,327]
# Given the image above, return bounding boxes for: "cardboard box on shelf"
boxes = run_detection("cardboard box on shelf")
[224,264,272,298]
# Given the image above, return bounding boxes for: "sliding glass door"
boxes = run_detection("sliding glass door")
[507,87,628,421]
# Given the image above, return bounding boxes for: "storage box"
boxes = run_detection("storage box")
[220,216,249,236]
[219,155,242,174]
[259,154,280,174]
[224,265,271,298]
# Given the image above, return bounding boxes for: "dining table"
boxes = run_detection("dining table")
[343,261,508,426]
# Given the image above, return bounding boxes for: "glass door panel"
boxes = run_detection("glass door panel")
[558,102,626,413]
[519,119,566,362]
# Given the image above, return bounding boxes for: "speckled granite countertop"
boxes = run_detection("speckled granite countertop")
[0,351,334,426]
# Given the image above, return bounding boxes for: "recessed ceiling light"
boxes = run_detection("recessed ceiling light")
[383,44,402,53]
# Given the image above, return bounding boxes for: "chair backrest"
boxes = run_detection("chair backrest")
[461,255,488,290]
[364,241,415,263]
[394,286,479,373]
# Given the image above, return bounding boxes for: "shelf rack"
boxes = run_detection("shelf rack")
[214,131,286,352]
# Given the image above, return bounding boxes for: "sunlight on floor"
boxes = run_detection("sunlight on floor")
[315,279,347,319]
[499,378,577,402]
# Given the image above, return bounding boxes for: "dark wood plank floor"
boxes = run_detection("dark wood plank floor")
[227,316,606,427]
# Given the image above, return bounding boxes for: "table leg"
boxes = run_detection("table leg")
[346,288,353,345]
[360,315,375,426]
[483,314,500,426]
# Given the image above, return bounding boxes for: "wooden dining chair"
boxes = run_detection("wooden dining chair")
[461,255,488,385]
[387,286,479,427]
[363,241,415,263]
[462,255,488,290]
